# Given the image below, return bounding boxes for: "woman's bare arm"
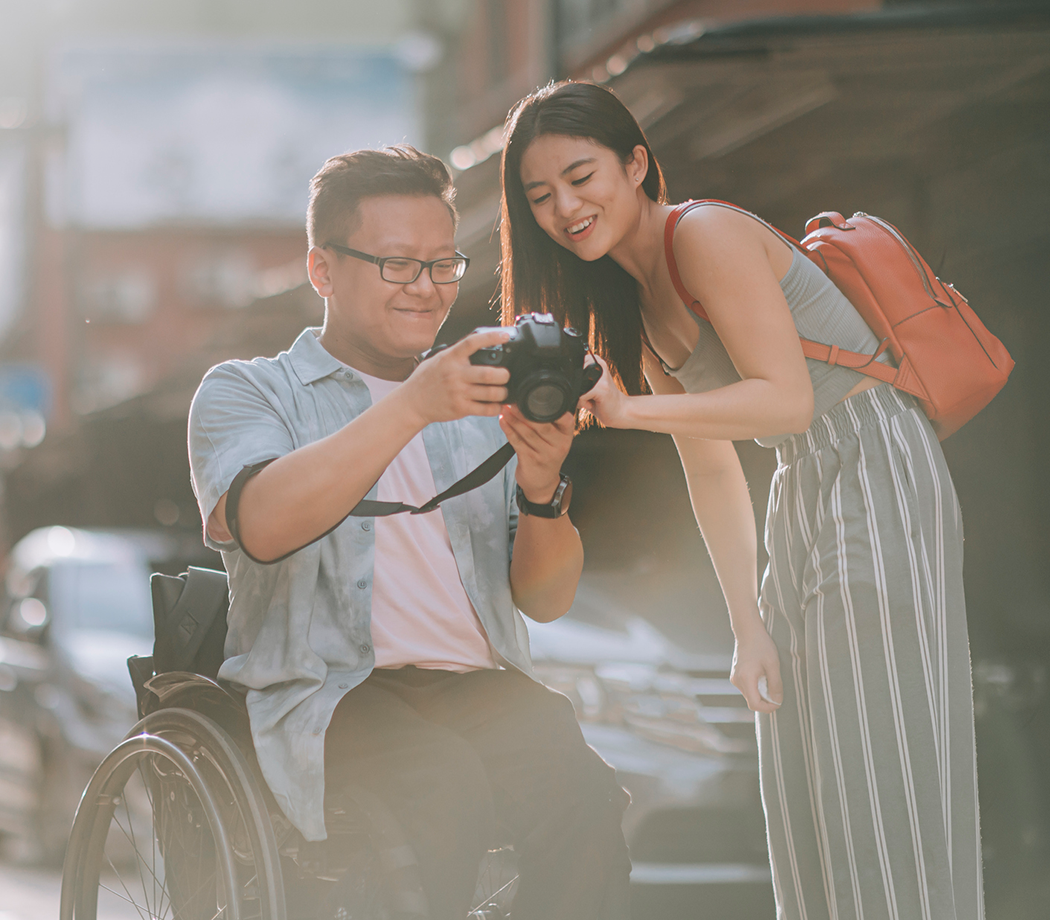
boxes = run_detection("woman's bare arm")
[645,356,782,712]
[581,207,814,441]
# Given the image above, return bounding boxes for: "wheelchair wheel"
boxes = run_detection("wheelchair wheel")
[60,708,286,920]
[468,847,518,919]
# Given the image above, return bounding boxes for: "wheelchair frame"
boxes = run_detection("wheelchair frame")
[58,568,518,920]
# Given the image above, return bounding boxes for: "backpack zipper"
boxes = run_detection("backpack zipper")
[854,212,936,300]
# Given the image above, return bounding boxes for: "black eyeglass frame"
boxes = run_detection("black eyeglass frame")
[324,242,470,284]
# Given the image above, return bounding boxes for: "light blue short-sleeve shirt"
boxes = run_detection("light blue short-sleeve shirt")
[188,328,532,841]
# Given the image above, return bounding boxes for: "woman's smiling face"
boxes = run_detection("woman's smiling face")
[519,133,646,261]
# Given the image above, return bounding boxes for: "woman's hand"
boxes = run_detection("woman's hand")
[730,624,784,714]
[577,355,631,428]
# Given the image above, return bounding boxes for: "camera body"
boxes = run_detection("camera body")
[469,313,601,422]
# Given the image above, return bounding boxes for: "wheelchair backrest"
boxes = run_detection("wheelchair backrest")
[151,566,230,679]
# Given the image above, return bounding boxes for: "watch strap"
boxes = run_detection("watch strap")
[516,474,571,518]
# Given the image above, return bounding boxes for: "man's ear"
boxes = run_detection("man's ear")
[626,144,649,188]
[308,247,334,297]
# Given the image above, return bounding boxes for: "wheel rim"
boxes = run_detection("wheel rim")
[70,734,239,920]
[61,726,277,920]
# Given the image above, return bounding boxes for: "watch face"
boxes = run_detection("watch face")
[557,478,573,514]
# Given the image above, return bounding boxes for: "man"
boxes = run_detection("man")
[188,145,631,920]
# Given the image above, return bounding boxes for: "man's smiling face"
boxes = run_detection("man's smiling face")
[316,194,459,371]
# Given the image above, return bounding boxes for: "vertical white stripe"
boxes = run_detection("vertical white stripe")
[889,414,949,838]
[770,457,841,920]
[859,432,934,919]
[766,467,813,920]
[823,477,878,919]
[837,398,903,920]
[798,458,839,920]
[909,414,953,868]
[808,511,861,920]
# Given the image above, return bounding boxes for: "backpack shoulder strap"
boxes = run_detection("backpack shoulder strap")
[663,201,707,318]
[663,200,807,323]
[663,201,903,388]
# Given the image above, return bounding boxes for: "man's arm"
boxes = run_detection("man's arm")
[208,330,511,562]
[502,408,583,623]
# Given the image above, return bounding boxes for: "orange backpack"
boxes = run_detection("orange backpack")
[665,201,1015,440]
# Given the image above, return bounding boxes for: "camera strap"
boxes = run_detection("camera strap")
[224,442,515,565]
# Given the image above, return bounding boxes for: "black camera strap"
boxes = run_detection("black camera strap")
[224,442,515,565]
[351,441,515,517]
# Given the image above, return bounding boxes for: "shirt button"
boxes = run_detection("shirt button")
[338,682,349,690]
[361,522,371,532]
[357,579,367,589]
[360,644,371,654]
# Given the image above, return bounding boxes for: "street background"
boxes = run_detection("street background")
[0,1,1048,918]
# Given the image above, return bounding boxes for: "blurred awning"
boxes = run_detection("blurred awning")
[611,3,1050,216]
[450,2,1050,326]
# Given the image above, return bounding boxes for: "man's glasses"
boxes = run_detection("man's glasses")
[324,243,469,285]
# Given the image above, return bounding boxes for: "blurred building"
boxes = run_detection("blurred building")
[0,0,456,531]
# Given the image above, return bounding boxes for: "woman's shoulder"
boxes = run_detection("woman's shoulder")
[674,200,765,235]
[671,200,770,260]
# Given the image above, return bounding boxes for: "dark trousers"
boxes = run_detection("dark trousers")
[323,666,632,920]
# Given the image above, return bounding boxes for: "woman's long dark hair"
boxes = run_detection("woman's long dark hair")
[499,81,667,396]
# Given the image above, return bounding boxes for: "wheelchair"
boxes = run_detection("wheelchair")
[59,567,518,920]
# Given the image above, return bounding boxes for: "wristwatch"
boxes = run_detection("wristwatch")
[515,474,572,518]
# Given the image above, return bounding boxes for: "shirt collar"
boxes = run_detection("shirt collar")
[288,327,345,385]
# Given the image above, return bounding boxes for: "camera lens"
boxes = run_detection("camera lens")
[520,372,573,422]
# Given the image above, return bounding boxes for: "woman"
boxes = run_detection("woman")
[499,80,983,920]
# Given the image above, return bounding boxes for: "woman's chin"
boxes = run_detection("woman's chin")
[553,236,608,262]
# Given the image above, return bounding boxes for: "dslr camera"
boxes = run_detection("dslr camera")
[469,313,602,422]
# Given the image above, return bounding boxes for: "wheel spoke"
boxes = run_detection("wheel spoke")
[141,767,162,920]
[166,871,218,920]
[100,882,159,918]
[102,853,154,920]
[111,800,167,909]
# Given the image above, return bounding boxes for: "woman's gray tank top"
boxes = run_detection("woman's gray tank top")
[659,247,888,448]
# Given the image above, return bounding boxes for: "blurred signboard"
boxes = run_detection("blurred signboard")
[0,363,50,451]
[47,42,419,229]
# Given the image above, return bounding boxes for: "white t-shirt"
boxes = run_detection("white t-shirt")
[354,370,496,672]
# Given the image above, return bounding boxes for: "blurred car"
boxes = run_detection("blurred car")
[527,573,773,908]
[0,525,219,863]
[0,522,771,907]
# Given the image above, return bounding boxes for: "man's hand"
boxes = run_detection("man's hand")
[402,329,511,425]
[499,406,575,502]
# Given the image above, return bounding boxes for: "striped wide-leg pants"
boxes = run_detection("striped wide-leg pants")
[757,385,984,920]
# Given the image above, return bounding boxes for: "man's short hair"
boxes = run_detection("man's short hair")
[307,145,458,249]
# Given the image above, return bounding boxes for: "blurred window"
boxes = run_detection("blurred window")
[558,0,629,46]
[50,561,153,638]
[79,269,157,323]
